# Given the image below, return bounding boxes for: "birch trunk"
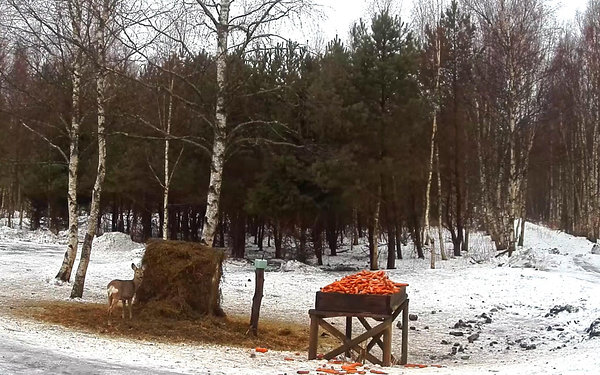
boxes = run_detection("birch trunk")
[56,1,83,282]
[435,144,447,261]
[424,28,441,263]
[201,0,230,247]
[55,61,81,282]
[162,78,174,240]
[507,119,518,255]
[590,101,599,240]
[424,111,437,248]
[71,68,107,298]
[18,185,23,229]
[475,99,496,243]
[71,0,109,298]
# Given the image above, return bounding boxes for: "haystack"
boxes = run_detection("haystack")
[135,240,225,318]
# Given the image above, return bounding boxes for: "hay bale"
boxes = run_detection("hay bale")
[136,240,225,318]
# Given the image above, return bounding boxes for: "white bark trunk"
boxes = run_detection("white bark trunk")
[425,33,441,267]
[56,60,81,282]
[435,143,447,262]
[201,0,231,247]
[162,78,174,240]
[507,84,518,253]
[56,0,83,282]
[71,1,109,298]
[71,67,107,298]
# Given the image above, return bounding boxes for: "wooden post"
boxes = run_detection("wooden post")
[382,324,392,366]
[345,316,352,357]
[308,313,319,359]
[401,299,409,365]
[249,259,266,336]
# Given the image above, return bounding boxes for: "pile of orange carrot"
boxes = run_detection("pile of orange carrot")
[321,270,408,295]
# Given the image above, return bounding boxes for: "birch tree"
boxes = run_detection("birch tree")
[441,1,475,257]
[71,0,116,298]
[55,0,86,282]
[146,70,183,240]
[540,1,600,240]
[578,1,600,241]
[467,0,551,254]
[3,0,92,281]
[415,0,448,268]
[185,0,315,247]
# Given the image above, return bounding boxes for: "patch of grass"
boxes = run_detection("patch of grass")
[12,300,335,352]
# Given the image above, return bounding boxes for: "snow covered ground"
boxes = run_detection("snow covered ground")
[1,222,600,374]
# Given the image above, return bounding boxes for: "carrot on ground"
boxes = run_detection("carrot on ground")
[316,367,341,374]
[255,347,268,353]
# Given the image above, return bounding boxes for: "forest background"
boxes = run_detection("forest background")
[0,0,599,292]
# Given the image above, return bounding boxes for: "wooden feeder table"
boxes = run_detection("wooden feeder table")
[308,287,409,366]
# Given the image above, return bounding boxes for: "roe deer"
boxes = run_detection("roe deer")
[107,263,145,323]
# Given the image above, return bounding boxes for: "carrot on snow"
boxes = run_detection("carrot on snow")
[255,347,268,353]
[321,270,408,295]
[316,368,341,374]
[404,363,431,368]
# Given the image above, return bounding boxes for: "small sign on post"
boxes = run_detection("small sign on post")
[249,259,266,336]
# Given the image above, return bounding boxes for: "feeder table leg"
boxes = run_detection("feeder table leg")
[401,299,409,365]
[309,314,319,359]
[383,323,392,366]
[345,316,352,357]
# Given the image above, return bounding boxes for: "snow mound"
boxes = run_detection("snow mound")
[92,232,144,253]
[269,259,322,273]
[0,226,65,244]
[507,247,556,270]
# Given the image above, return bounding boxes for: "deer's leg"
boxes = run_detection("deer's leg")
[121,299,126,319]
[128,298,133,319]
[108,296,119,324]
[107,294,113,323]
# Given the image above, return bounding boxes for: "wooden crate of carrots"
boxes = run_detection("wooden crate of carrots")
[316,270,408,315]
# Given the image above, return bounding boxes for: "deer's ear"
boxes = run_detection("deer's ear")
[131,263,137,270]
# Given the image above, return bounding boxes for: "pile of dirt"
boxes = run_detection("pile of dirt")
[136,240,225,318]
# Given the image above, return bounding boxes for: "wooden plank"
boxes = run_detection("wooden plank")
[366,332,384,352]
[401,299,409,365]
[383,324,392,366]
[316,290,407,315]
[308,315,319,360]
[359,316,397,364]
[317,319,381,365]
[323,304,403,361]
[308,299,407,319]
[358,317,384,351]
[345,316,352,357]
